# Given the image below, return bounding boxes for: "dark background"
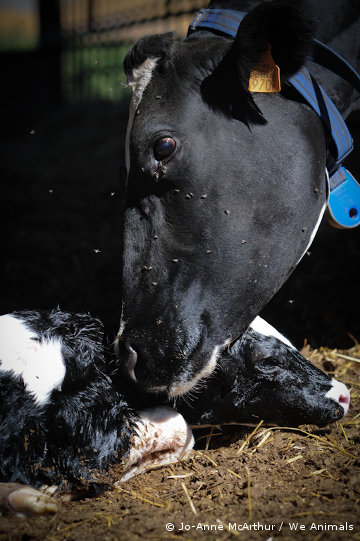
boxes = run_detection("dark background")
[1,1,360,350]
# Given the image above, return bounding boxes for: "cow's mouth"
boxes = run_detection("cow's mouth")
[167,345,220,398]
[120,338,224,397]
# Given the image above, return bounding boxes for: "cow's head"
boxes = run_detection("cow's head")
[116,0,328,396]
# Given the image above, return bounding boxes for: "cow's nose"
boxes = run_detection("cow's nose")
[125,343,168,392]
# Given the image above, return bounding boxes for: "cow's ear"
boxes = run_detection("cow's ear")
[124,33,174,76]
[234,0,314,86]
[201,0,313,121]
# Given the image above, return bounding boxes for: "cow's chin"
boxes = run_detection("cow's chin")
[167,343,222,398]
[168,348,220,398]
[116,326,227,397]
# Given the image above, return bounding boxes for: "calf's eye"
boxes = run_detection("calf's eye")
[153,137,176,160]
[256,357,280,374]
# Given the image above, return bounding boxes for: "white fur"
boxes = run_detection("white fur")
[114,301,127,358]
[125,57,159,175]
[250,316,295,349]
[326,378,350,417]
[0,314,66,405]
[169,341,228,398]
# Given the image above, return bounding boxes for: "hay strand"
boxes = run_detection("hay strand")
[226,468,242,480]
[181,482,197,515]
[286,455,303,464]
[333,352,360,364]
[237,419,264,454]
[245,465,252,520]
[340,423,349,443]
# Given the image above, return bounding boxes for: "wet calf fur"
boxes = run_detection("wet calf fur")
[0,309,349,515]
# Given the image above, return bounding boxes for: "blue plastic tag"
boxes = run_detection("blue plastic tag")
[327,166,360,229]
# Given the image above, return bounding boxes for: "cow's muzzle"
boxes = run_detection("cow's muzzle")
[124,342,167,393]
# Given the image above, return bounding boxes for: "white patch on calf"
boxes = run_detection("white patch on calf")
[250,316,295,349]
[125,57,159,175]
[119,406,194,481]
[326,378,350,417]
[0,314,66,406]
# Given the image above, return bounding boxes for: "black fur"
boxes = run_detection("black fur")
[119,0,360,396]
[0,373,45,486]
[200,0,314,120]
[0,310,349,496]
[179,330,345,428]
[124,32,174,76]
[234,0,314,84]
[0,310,137,491]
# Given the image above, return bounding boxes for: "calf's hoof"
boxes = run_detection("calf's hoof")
[0,483,58,519]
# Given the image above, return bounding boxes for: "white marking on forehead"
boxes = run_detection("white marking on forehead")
[125,57,159,175]
[127,57,160,110]
[250,316,295,349]
[0,314,66,406]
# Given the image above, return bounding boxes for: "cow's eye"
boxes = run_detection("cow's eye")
[153,137,176,160]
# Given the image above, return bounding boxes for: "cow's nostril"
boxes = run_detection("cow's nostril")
[339,394,350,405]
[125,343,147,386]
[125,344,138,383]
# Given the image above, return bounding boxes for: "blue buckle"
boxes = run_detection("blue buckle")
[327,166,360,229]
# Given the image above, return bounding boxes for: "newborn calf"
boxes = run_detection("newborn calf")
[0,309,349,517]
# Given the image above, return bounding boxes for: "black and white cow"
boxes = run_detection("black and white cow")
[0,309,350,517]
[0,0,358,520]
[117,0,360,396]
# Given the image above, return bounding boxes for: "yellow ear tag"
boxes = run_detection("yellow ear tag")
[248,44,281,93]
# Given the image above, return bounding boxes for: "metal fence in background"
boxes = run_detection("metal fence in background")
[60,0,206,103]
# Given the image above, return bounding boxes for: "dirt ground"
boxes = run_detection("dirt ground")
[0,345,359,541]
[1,102,360,541]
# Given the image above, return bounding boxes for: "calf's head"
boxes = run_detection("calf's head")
[116,1,328,396]
[225,330,351,427]
[177,329,350,428]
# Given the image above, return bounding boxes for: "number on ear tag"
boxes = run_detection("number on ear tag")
[327,166,360,229]
[249,44,281,93]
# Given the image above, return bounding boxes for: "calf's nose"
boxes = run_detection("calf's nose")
[338,391,350,415]
[326,379,350,417]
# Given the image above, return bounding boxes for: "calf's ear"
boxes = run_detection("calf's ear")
[234,0,314,85]
[124,32,174,75]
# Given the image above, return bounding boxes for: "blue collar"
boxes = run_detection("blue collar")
[189,8,360,228]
